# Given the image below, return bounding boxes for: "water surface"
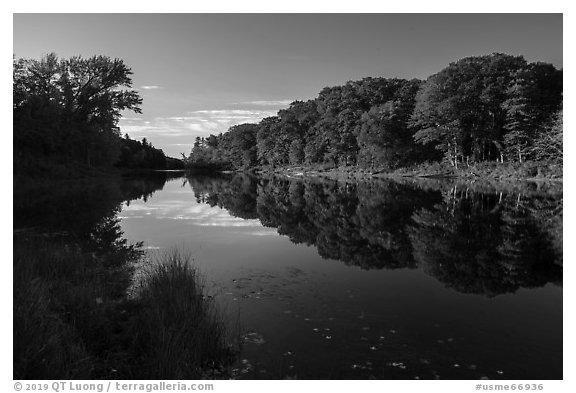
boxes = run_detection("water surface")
[115,173,562,380]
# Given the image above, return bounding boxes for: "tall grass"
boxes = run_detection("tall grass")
[129,252,233,378]
[14,234,234,379]
[13,235,105,379]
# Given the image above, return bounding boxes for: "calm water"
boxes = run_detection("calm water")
[15,172,563,379]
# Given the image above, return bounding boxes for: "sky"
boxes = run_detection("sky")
[13,13,563,158]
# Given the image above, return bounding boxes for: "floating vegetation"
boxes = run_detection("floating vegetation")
[388,361,407,370]
[351,361,374,371]
[242,332,265,345]
[231,359,254,377]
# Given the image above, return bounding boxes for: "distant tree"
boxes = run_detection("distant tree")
[227,123,258,169]
[411,53,528,166]
[288,140,304,165]
[257,116,281,166]
[206,134,218,148]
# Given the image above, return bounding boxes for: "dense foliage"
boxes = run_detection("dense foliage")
[13,53,174,177]
[185,53,562,171]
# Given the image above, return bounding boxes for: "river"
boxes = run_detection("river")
[15,172,563,379]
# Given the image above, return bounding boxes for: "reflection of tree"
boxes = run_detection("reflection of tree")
[15,173,238,379]
[189,174,562,296]
[408,187,562,296]
[14,171,172,241]
[189,174,439,270]
[188,174,258,220]
[14,171,174,278]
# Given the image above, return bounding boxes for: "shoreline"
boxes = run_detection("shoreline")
[249,161,563,184]
[228,161,564,197]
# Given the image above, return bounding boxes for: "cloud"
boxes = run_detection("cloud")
[140,85,162,90]
[121,198,266,229]
[232,230,279,237]
[118,107,279,157]
[193,109,272,116]
[242,100,293,106]
[188,109,278,124]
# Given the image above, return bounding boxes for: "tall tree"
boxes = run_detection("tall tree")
[14,53,143,172]
[411,53,528,166]
[502,63,563,162]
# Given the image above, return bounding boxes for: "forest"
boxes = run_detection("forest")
[13,53,183,179]
[185,53,563,173]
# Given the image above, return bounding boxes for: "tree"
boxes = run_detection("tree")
[14,53,143,173]
[411,53,528,166]
[357,79,423,168]
[531,109,563,162]
[502,63,563,162]
[257,116,281,166]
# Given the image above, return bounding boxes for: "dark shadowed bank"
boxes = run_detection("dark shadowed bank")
[13,174,235,379]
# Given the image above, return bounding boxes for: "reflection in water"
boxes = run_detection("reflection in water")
[15,172,562,379]
[14,171,176,239]
[15,171,237,379]
[187,174,562,297]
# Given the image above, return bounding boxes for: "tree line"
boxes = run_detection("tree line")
[185,53,562,171]
[13,53,182,178]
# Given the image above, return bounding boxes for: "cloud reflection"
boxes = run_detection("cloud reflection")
[121,197,273,232]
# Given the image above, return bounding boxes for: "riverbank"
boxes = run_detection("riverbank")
[249,160,562,193]
[14,232,235,379]
[256,160,562,182]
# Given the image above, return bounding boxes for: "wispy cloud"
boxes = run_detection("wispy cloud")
[118,107,279,157]
[193,109,274,116]
[121,198,267,229]
[240,100,293,106]
[140,85,162,90]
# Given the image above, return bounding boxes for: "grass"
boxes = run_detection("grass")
[129,252,234,379]
[13,234,235,379]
